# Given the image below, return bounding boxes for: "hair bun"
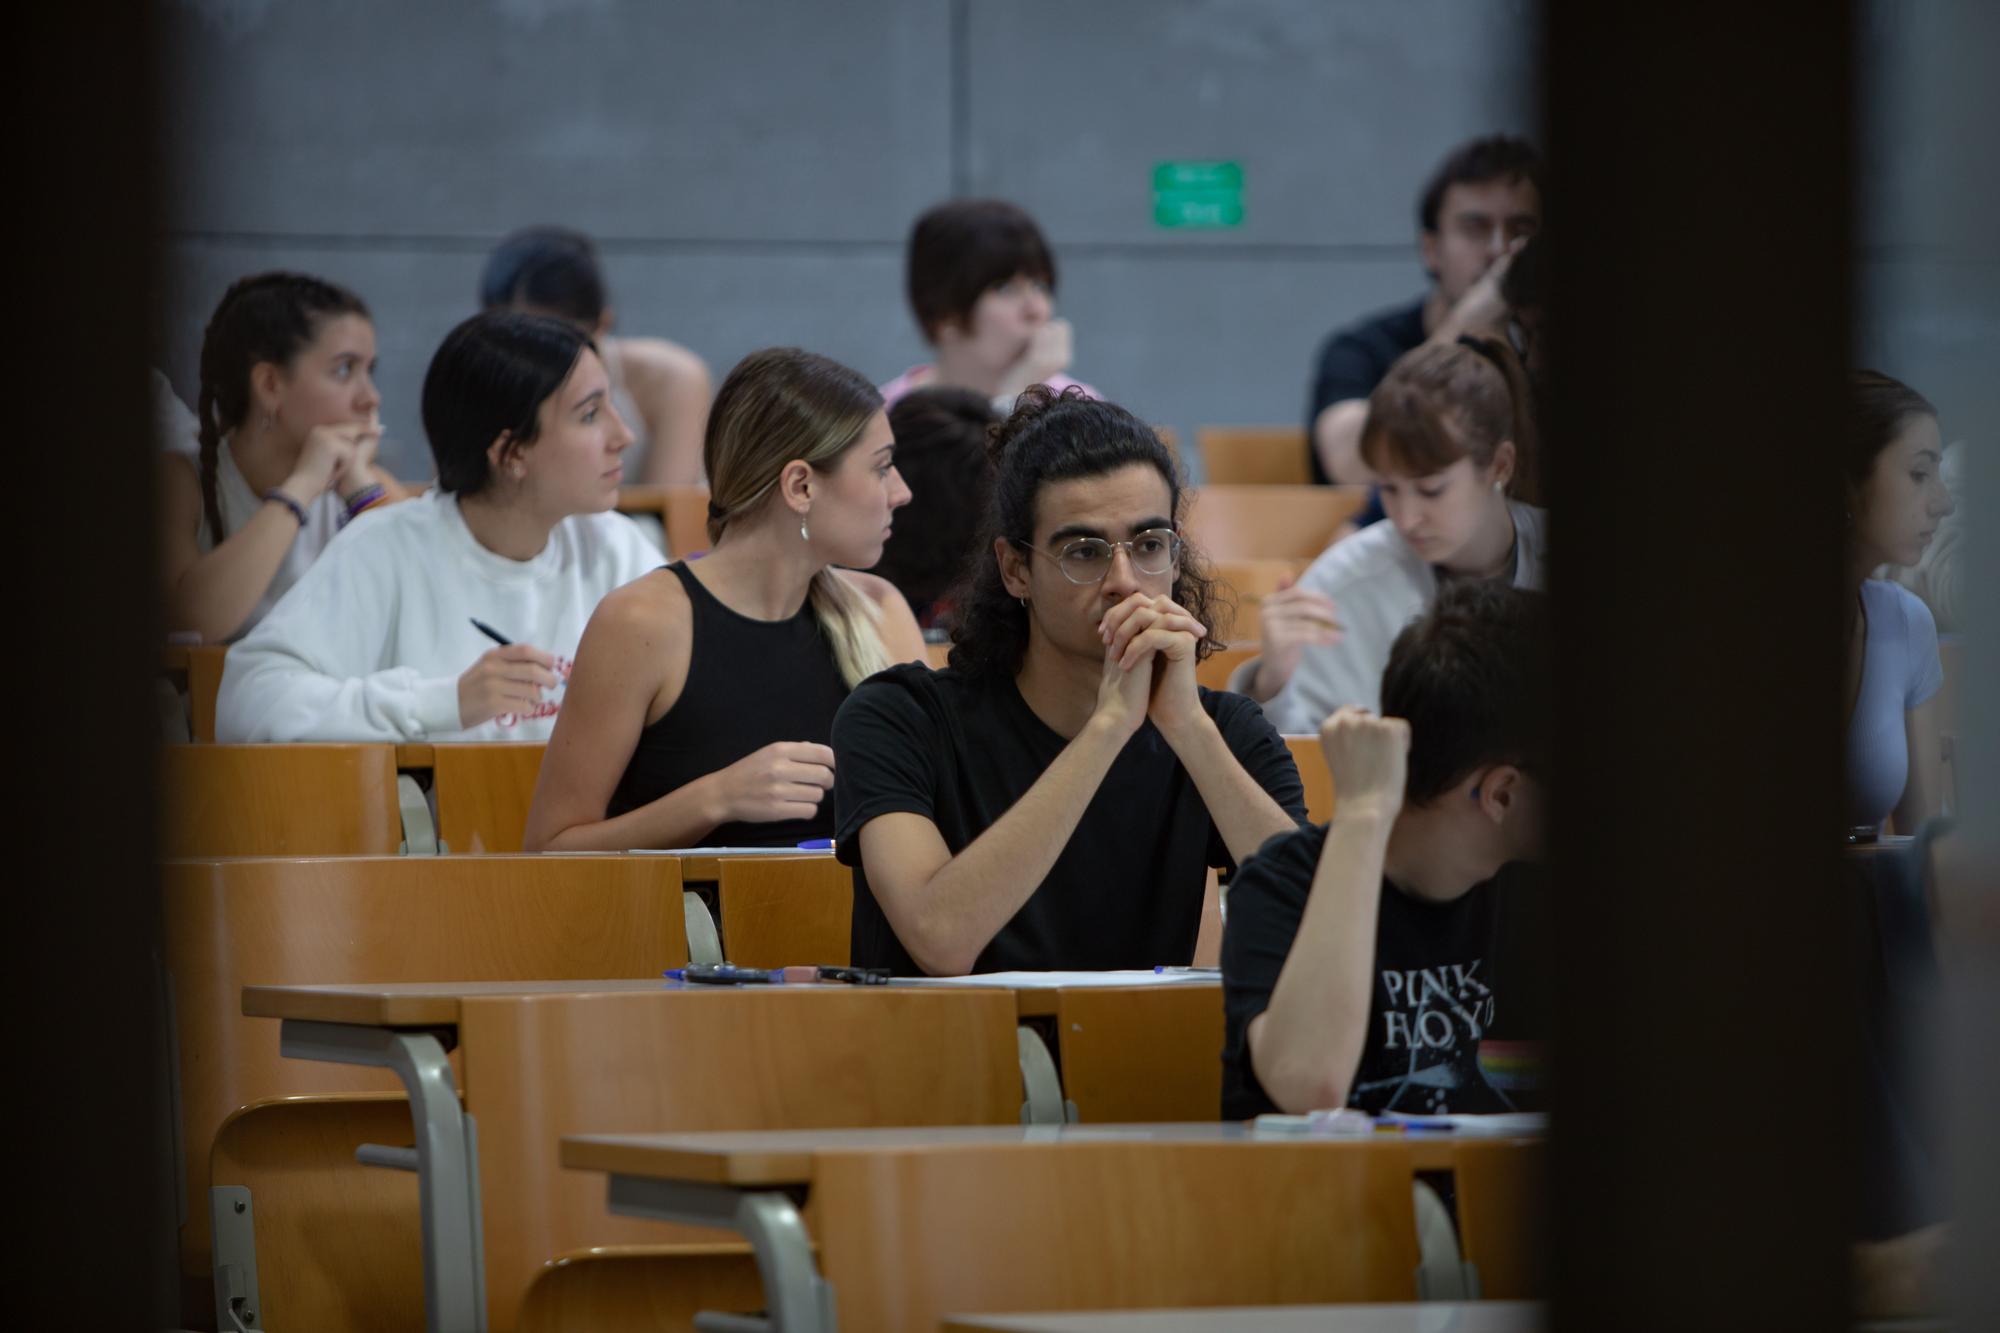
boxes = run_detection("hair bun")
[986,382,1090,465]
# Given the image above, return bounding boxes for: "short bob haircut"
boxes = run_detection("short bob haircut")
[422,311,593,496]
[1382,579,1551,807]
[1417,134,1545,234]
[947,384,1221,681]
[478,226,607,329]
[906,199,1057,343]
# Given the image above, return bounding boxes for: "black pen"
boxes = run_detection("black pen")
[470,618,511,646]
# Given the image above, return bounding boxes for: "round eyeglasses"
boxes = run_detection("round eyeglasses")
[1012,528,1184,585]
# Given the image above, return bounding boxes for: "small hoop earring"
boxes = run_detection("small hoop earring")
[1018,597,1028,608]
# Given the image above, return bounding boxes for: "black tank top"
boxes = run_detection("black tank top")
[607,562,851,846]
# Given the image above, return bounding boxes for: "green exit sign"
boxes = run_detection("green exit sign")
[1153,160,1244,228]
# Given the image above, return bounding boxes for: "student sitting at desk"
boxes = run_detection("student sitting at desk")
[215,311,661,741]
[1232,336,1547,724]
[159,272,411,643]
[1844,370,1955,832]
[522,348,926,851]
[1222,581,1549,1118]
[831,386,1307,976]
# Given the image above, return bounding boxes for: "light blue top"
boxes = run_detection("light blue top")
[1848,580,1944,826]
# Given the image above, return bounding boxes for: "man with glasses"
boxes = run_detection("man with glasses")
[830,387,1307,975]
[1307,134,1543,490]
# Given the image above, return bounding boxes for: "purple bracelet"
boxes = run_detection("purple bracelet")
[340,483,387,527]
[261,489,308,528]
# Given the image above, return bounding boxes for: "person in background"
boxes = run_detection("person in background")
[832,386,1305,976]
[882,199,1099,414]
[1845,370,1956,832]
[523,348,926,851]
[1222,580,1550,1119]
[871,386,999,628]
[1236,336,1545,726]
[216,311,660,741]
[1308,134,1543,493]
[159,273,409,643]
[481,225,712,487]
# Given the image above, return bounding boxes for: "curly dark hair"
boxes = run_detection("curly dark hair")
[946,385,1223,681]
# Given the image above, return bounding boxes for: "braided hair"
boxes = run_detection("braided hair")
[194,272,369,544]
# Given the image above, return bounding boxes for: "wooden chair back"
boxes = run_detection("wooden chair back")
[463,986,1022,1325]
[1183,484,1369,561]
[1209,558,1305,640]
[1452,1137,1547,1297]
[1193,642,1258,693]
[808,1139,1422,1330]
[188,645,228,742]
[161,744,403,857]
[1283,735,1334,824]
[164,854,687,1288]
[715,855,854,967]
[1197,425,1312,486]
[209,1095,427,1332]
[517,1246,763,1333]
[616,484,713,558]
[430,742,545,853]
[1049,985,1224,1122]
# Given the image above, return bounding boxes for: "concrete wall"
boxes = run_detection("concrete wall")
[1857,0,1999,440]
[156,0,1535,479]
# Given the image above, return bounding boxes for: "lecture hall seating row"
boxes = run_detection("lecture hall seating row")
[169,852,1382,1330]
[161,732,1336,862]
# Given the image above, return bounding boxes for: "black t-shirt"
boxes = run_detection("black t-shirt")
[1221,820,1531,1120]
[1306,297,1428,500]
[831,663,1308,975]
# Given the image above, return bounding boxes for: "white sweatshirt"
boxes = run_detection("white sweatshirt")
[1232,501,1548,731]
[216,490,661,742]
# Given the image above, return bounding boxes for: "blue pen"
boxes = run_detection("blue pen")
[797,839,835,851]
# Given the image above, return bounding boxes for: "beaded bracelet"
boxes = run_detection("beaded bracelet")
[341,483,387,524]
[261,489,308,528]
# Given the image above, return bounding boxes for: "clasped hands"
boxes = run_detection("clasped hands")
[1093,591,1209,740]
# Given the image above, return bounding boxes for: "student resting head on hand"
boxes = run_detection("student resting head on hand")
[159,272,407,644]
[521,347,927,853]
[1237,334,1547,729]
[881,199,1099,413]
[1844,370,1956,833]
[830,384,1309,976]
[1222,579,1551,1120]
[214,311,663,742]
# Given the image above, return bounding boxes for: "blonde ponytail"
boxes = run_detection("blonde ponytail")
[808,569,893,687]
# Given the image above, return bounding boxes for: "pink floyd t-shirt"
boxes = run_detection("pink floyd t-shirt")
[1221,819,1525,1120]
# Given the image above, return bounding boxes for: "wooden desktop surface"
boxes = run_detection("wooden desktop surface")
[242,978,680,1026]
[559,1122,1516,1186]
[940,1303,1543,1333]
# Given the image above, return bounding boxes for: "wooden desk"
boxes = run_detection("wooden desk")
[244,980,1024,1333]
[943,1303,1543,1333]
[167,854,688,1322]
[896,976,1224,1123]
[561,1124,1453,1333]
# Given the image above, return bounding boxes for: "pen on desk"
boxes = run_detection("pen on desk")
[796,839,835,851]
[1154,965,1221,974]
[470,618,512,646]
